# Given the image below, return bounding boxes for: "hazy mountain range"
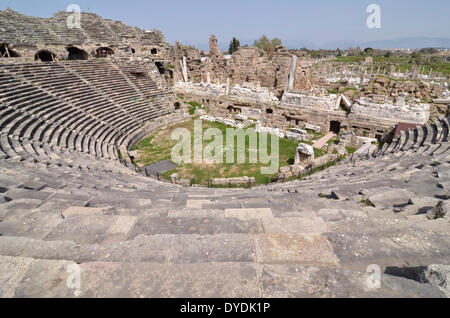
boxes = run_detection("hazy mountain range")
[188,37,450,51]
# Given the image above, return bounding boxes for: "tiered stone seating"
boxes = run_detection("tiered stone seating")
[0,9,58,44]
[0,60,175,164]
[0,8,164,46]
[0,58,448,297]
[67,60,168,122]
[0,122,449,297]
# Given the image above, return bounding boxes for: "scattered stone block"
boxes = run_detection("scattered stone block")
[224,208,273,221]
[419,264,450,292]
[367,189,415,210]
[186,200,211,209]
[426,201,448,220]
[254,233,340,267]
[262,217,328,234]
[62,207,105,218]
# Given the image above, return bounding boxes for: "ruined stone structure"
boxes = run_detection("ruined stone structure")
[0,8,172,62]
[175,80,430,140]
[0,10,449,298]
[175,35,320,96]
[172,35,434,141]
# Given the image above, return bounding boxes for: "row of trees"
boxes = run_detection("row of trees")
[228,37,240,54]
[227,35,283,55]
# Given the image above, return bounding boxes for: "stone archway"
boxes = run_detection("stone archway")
[67,46,89,60]
[174,102,181,110]
[93,47,114,58]
[151,48,158,55]
[330,121,341,134]
[0,44,21,58]
[35,49,57,62]
[155,62,165,75]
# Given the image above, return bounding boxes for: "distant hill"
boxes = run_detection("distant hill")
[186,37,450,52]
[317,37,450,50]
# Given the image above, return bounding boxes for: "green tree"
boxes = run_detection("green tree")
[228,37,240,54]
[364,47,374,55]
[384,51,392,58]
[254,35,282,55]
[410,51,422,65]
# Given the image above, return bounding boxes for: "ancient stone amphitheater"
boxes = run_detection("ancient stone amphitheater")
[0,9,449,298]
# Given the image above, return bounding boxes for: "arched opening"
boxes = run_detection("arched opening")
[67,46,89,60]
[35,50,57,62]
[227,106,233,113]
[155,62,165,75]
[94,47,114,58]
[151,48,158,55]
[0,44,21,58]
[131,48,136,54]
[266,108,273,115]
[174,102,181,110]
[330,121,341,134]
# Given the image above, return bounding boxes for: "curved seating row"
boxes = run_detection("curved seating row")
[0,61,176,167]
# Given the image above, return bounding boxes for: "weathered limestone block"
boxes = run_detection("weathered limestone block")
[295,143,314,166]
[350,99,430,125]
[426,201,449,220]
[419,264,450,293]
[211,177,255,187]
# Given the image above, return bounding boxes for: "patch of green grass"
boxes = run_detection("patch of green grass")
[346,147,357,155]
[313,147,327,158]
[117,149,124,161]
[133,119,299,186]
[187,101,202,115]
[360,198,375,207]
[327,89,338,95]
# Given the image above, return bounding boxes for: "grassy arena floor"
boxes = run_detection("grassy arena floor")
[132,119,302,185]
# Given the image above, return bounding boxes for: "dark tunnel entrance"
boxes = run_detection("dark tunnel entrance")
[94,47,115,58]
[1,44,21,58]
[155,62,165,75]
[67,46,89,60]
[35,50,57,62]
[330,121,341,134]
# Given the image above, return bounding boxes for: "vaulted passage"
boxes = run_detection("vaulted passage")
[35,50,57,62]
[0,44,21,58]
[94,47,114,58]
[67,46,89,60]
[330,121,341,134]
[155,62,165,75]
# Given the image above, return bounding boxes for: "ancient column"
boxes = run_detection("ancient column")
[182,56,188,82]
[288,55,297,91]
[209,35,220,56]
[226,77,230,95]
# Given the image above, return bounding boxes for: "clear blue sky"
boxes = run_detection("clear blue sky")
[1,0,449,49]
